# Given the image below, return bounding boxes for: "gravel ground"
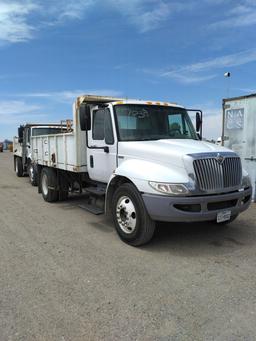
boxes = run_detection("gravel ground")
[0,151,256,341]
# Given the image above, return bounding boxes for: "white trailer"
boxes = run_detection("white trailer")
[222,93,256,202]
[31,94,252,246]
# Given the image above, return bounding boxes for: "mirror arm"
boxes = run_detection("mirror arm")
[85,131,109,153]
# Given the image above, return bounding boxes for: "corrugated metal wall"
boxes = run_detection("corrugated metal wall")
[223,95,256,202]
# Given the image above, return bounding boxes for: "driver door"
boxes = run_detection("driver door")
[87,108,117,183]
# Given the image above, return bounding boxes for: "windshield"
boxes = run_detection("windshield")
[114,105,198,141]
[32,127,64,136]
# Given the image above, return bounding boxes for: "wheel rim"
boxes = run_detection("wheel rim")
[29,165,34,181]
[41,173,48,196]
[116,196,137,234]
[15,159,19,174]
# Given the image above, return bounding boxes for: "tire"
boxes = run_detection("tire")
[28,163,38,186]
[58,173,69,201]
[40,168,58,202]
[15,157,23,177]
[59,190,69,201]
[112,183,156,246]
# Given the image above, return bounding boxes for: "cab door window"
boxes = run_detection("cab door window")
[92,109,114,145]
[26,128,31,143]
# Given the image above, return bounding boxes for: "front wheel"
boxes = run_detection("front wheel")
[112,183,155,246]
[28,163,38,186]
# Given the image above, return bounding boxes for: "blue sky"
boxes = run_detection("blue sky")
[0,0,256,140]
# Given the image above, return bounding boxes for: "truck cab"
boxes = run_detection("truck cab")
[81,100,202,184]
[79,98,252,244]
[13,124,67,185]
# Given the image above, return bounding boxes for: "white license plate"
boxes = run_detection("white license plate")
[217,210,231,223]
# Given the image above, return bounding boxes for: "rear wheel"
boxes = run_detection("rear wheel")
[112,183,155,246]
[41,168,58,202]
[58,173,69,201]
[28,163,38,186]
[15,157,23,177]
[59,190,69,201]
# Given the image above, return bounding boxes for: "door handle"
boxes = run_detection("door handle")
[90,155,94,168]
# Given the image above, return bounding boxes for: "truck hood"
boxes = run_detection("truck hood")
[118,139,234,169]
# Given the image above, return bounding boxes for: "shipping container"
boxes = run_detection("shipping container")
[222,93,256,201]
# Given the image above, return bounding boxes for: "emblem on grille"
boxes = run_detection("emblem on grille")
[215,153,225,165]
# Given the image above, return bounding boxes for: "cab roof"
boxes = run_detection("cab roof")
[77,94,184,108]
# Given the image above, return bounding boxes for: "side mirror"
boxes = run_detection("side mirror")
[196,112,202,139]
[79,104,91,131]
[18,126,24,143]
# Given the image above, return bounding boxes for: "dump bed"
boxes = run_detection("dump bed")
[31,131,87,173]
[31,109,87,173]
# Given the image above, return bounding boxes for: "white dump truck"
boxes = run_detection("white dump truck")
[30,95,252,246]
[13,123,67,185]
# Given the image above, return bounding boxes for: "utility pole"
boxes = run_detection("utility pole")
[224,72,231,98]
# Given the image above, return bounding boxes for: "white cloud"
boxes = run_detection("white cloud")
[182,49,256,71]
[211,12,256,29]
[238,87,256,93]
[0,0,180,43]
[45,0,94,21]
[0,89,123,137]
[108,0,172,33]
[189,104,222,139]
[141,66,217,84]
[2,0,255,44]
[0,100,40,115]
[165,73,217,84]
[0,1,39,42]
[210,1,256,29]
[160,49,256,84]
[0,100,45,125]
[17,89,124,103]
[0,0,95,43]
[203,112,222,140]
[108,0,202,33]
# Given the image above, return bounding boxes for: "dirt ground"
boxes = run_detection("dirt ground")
[0,151,256,341]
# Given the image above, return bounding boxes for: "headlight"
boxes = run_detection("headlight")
[241,174,251,188]
[149,181,189,195]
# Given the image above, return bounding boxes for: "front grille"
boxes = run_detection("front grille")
[193,157,242,192]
